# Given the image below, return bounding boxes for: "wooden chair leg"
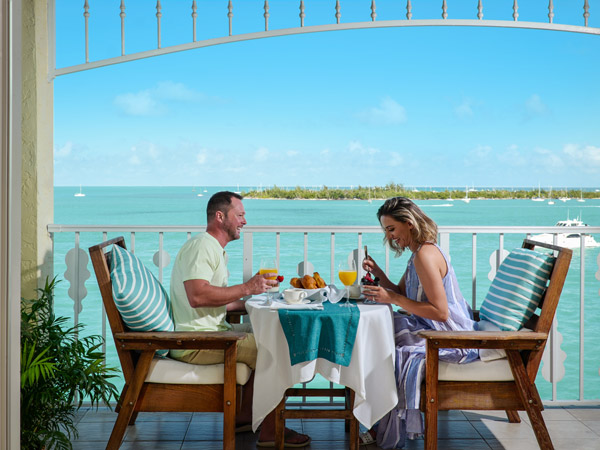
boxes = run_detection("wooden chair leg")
[506,410,521,423]
[424,342,439,450]
[275,397,286,450]
[223,342,237,450]
[348,390,359,450]
[128,411,139,425]
[507,351,554,450]
[106,351,154,450]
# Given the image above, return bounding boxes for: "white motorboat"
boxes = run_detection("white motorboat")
[531,218,600,249]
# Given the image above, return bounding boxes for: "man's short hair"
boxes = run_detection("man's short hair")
[206,191,243,222]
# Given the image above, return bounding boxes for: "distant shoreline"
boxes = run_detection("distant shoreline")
[242,184,600,201]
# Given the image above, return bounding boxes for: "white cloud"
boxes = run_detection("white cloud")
[55,142,73,158]
[114,81,210,116]
[389,152,403,167]
[525,94,548,116]
[114,91,160,116]
[254,147,270,162]
[534,147,563,170]
[348,140,379,156]
[359,97,407,125]
[455,99,474,118]
[286,150,299,157]
[196,152,207,165]
[498,145,527,166]
[563,144,600,171]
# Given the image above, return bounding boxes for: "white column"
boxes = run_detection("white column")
[1,0,23,448]
[21,0,54,299]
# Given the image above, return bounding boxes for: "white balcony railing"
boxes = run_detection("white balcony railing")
[47,223,600,406]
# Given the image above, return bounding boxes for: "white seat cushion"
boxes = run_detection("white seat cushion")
[146,357,252,385]
[439,358,514,381]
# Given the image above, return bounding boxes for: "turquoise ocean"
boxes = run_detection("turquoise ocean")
[52,186,600,402]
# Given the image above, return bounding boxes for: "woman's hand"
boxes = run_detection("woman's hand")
[361,284,395,305]
[362,255,383,278]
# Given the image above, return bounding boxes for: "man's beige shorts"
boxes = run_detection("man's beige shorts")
[176,322,257,370]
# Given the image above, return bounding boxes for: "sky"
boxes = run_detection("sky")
[53,0,600,189]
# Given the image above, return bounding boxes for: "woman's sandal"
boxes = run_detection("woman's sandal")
[359,430,376,446]
[256,428,311,448]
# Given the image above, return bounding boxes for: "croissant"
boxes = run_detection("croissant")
[313,272,327,288]
[290,277,303,288]
[301,274,317,289]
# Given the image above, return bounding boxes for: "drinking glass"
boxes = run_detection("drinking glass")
[338,259,357,308]
[259,257,279,304]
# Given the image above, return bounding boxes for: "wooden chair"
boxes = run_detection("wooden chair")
[89,237,249,450]
[274,386,359,450]
[419,239,572,450]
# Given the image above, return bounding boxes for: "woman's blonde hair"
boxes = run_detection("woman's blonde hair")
[376,197,438,256]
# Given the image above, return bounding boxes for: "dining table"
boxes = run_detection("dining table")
[245,295,399,432]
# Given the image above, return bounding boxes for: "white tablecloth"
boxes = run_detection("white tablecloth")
[246,299,398,432]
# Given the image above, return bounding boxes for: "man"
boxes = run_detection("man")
[170,191,310,447]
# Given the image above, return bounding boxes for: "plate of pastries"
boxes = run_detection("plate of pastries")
[289,272,327,294]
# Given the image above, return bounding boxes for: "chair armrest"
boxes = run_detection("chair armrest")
[418,330,548,351]
[114,330,247,351]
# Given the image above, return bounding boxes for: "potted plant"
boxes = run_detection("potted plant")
[20,277,119,450]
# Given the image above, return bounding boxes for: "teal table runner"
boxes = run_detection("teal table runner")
[278,301,360,366]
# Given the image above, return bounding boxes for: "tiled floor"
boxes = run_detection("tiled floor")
[72,406,600,450]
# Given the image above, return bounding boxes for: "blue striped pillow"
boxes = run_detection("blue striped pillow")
[480,247,555,331]
[109,245,174,356]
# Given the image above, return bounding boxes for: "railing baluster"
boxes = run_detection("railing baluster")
[330,233,335,285]
[156,0,162,49]
[442,0,448,19]
[276,232,280,270]
[192,0,198,42]
[472,233,477,310]
[580,235,585,400]
[513,0,519,21]
[120,1,126,55]
[243,231,253,283]
[83,0,90,63]
[303,232,309,275]
[299,0,305,27]
[335,0,341,24]
[371,0,377,22]
[498,233,504,270]
[264,1,269,32]
[158,232,164,283]
[548,0,554,24]
[406,0,412,20]
[478,0,483,20]
[228,1,234,36]
[130,231,135,252]
[584,0,590,27]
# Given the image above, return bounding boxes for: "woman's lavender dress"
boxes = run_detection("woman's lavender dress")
[376,244,479,448]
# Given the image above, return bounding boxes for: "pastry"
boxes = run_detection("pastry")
[313,272,327,288]
[290,277,303,288]
[301,274,317,289]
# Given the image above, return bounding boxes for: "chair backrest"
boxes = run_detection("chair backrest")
[88,236,137,382]
[519,239,572,379]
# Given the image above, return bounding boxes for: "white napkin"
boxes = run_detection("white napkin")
[293,284,346,303]
[268,297,324,310]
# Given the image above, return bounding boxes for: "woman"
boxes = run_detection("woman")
[361,197,479,448]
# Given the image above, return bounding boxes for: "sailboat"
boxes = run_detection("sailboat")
[577,189,585,203]
[74,185,85,197]
[547,187,555,205]
[531,183,544,201]
[461,186,470,203]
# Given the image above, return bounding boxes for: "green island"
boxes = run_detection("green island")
[243,183,600,201]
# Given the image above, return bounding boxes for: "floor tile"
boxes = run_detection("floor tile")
[71,406,600,450]
[123,421,189,441]
[582,420,600,435]
[565,407,600,421]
